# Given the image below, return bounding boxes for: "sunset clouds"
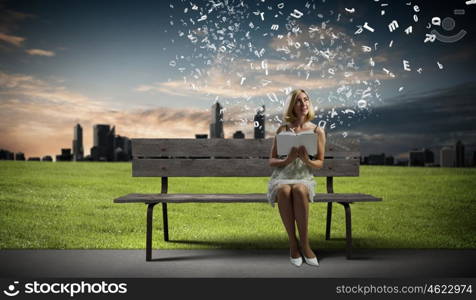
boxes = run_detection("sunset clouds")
[0,70,267,158]
[25,48,55,56]
[0,32,24,47]
[0,2,33,48]
[136,54,391,101]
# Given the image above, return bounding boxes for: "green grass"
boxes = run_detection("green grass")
[0,161,475,250]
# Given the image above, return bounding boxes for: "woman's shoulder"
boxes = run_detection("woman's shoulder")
[312,124,325,135]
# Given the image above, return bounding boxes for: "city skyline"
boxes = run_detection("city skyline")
[2,139,474,167]
[0,98,474,164]
[1,120,474,166]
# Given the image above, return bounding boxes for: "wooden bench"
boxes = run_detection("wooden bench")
[114,137,382,261]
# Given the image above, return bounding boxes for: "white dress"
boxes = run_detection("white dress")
[266,127,317,207]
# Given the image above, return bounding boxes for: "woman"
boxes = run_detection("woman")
[267,89,326,267]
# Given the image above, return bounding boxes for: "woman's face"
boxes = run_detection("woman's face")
[292,92,310,118]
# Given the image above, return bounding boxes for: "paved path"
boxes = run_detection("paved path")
[1,249,475,278]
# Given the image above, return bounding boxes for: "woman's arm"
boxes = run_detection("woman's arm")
[268,126,298,167]
[268,138,298,167]
[297,127,326,169]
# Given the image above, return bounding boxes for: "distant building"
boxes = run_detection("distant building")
[254,105,265,139]
[385,156,394,166]
[367,153,385,165]
[41,155,53,162]
[440,147,455,167]
[73,124,84,161]
[113,135,132,161]
[195,134,208,139]
[210,102,224,138]
[455,140,465,167]
[233,130,245,139]
[409,150,425,166]
[422,148,434,164]
[28,157,41,161]
[92,124,115,161]
[56,148,73,161]
[114,147,128,162]
[90,146,100,161]
[0,149,14,160]
[15,152,25,161]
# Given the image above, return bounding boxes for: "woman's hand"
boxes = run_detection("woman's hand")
[284,147,299,164]
[298,145,324,168]
[297,146,311,163]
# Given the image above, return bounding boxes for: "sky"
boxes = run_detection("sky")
[1,0,476,162]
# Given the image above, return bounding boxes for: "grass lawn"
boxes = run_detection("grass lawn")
[0,161,475,250]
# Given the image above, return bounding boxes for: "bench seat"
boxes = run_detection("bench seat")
[115,193,381,204]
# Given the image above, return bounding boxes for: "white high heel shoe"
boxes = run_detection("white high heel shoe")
[303,255,319,267]
[290,256,303,267]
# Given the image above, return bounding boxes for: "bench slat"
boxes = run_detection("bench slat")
[132,158,359,177]
[114,193,382,203]
[132,138,360,158]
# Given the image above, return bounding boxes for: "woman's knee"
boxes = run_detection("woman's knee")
[276,184,292,199]
[292,184,309,199]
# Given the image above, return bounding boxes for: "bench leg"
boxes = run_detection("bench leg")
[146,203,157,261]
[341,202,352,259]
[162,203,169,241]
[325,202,332,240]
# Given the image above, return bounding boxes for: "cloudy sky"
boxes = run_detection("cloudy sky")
[1,0,475,162]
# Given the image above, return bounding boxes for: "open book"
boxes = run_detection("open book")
[276,131,317,156]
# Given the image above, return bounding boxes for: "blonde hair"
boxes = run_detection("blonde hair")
[283,89,316,124]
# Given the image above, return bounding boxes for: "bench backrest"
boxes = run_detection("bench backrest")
[132,137,360,177]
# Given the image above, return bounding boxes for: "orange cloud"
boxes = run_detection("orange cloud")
[25,48,56,56]
[0,32,25,47]
[0,4,37,51]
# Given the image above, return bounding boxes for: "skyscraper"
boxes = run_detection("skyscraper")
[422,148,434,165]
[409,150,425,166]
[210,102,224,138]
[455,140,465,167]
[92,124,115,161]
[254,105,265,139]
[72,124,84,161]
[440,147,455,167]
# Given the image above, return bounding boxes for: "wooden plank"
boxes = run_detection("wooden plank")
[132,158,359,177]
[132,138,360,158]
[114,193,382,203]
[133,138,271,158]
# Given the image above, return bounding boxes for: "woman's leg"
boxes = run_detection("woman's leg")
[276,184,299,258]
[291,183,316,258]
